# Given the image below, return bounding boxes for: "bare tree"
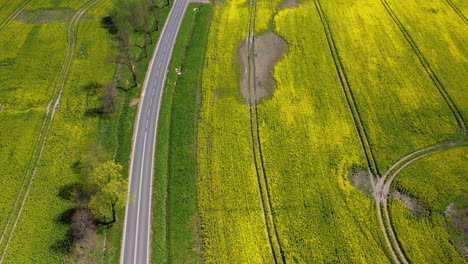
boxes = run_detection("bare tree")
[100,83,119,114]
[148,0,161,31]
[71,209,98,257]
[71,209,95,241]
[108,28,139,88]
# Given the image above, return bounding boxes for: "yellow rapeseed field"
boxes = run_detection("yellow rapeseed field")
[198,0,465,262]
[197,0,274,262]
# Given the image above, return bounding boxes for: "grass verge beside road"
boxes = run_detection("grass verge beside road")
[153,3,212,263]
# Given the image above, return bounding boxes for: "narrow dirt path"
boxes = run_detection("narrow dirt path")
[0,0,32,32]
[313,0,380,178]
[245,1,285,263]
[0,1,101,262]
[373,133,465,264]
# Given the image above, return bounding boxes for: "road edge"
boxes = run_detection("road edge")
[120,0,188,263]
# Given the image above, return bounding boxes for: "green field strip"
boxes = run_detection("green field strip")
[152,3,212,263]
[379,0,466,132]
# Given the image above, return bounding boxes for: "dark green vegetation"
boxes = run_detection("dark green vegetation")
[153,3,213,263]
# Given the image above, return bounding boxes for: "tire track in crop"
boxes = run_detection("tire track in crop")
[0,1,100,262]
[0,0,31,32]
[312,0,380,179]
[379,0,466,131]
[445,0,468,26]
[312,0,405,262]
[315,0,466,262]
[374,2,467,262]
[373,133,465,264]
[245,0,285,263]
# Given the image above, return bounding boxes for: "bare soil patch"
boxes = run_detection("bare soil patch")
[239,32,287,103]
[279,0,298,9]
[349,169,373,197]
[129,98,140,106]
[445,199,468,258]
[15,9,74,24]
[392,191,426,216]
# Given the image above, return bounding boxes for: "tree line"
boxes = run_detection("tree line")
[84,0,166,117]
[67,0,168,262]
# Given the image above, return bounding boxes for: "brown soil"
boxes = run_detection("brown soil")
[349,169,373,197]
[239,32,287,104]
[279,0,298,9]
[445,201,468,258]
[392,191,426,216]
[15,9,74,24]
[130,98,140,106]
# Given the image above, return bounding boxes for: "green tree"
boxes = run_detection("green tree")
[88,161,128,224]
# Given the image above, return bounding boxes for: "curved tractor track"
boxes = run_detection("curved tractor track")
[0,0,32,32]
[314,0,467,263]
[312,0,403,262]
[0,0,100,262]
[245,0,285,263]
[372,133,465,264]
[375,0,467,263]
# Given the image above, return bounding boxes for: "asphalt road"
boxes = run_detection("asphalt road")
[120,0,189,263]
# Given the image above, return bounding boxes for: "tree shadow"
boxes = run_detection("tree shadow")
[58,182,82,200]
[84,107,104,117]
[101,16,118,35]
[50,208,75,254]
[50,229,73,254]
[56,208,76,225]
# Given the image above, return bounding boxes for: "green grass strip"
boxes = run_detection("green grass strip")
[153,3,213,263]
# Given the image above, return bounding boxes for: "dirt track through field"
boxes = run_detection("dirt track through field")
[0,0,32,32]
[244,0,285,263]
[0,1,101,262]
[374,1,467,262]
[315,0,467,262]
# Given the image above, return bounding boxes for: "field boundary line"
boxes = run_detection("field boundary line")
[445,0,468,26]
[0,0,32,32]
[245,0,285,262]
[0,0,101,262]
[379,0,466,131]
